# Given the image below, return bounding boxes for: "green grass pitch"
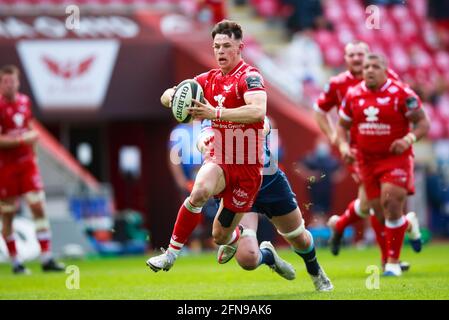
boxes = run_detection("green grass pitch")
[1,243,448,300]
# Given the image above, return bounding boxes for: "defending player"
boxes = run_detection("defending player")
[146,20,268,272]
[0,65,65,274]
[337,54,429,276]
[313,41,421,266]
[211,117,333,291]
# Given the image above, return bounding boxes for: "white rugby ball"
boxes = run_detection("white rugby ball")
[171,79,204,123]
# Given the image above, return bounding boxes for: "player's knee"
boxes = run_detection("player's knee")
[0,201,17,215]
[190,183,212,206]
[236,250,259,270]
[381,197,403,217]
[359,200,370,216]
[212,230,229,245]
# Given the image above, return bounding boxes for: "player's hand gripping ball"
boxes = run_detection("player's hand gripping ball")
[171,79,204,123]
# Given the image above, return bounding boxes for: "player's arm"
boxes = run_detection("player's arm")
[389,108,430,155]
[336,113,355,164]
[313,110,337,145]
[313,82,338,145]
[0,131,23,148]
[190,91,266,123]
[160,86,176,108]
[220,91,266,123]
[0,124,38,148]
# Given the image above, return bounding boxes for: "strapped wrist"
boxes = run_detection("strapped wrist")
[403,132,417,145]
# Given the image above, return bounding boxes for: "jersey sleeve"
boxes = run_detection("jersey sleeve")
[399,86,422,117]
[239,69,265,97]
[194,72,209,91]
[314,80,338,113]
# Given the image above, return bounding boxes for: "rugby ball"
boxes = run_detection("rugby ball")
[171,79,204,123]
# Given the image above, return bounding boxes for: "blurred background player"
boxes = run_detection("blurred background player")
[214,116,333,291]
[313,41,421,266]
[337,53,430,276]
[146,20,267,272]
[0,65,64,274]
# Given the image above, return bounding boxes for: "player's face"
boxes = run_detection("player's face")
[345,45,366,75]
[363,58,387,89]
[213,34,243,74]
[0,73,20,100]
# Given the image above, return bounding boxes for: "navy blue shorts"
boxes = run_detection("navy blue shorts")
[251,169,298,218]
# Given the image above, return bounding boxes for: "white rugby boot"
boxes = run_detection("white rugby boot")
[406,212,422,253]
[383,262,402,277]
[146,248,177,272]
[310,268,334,292]
[260,241,296,280]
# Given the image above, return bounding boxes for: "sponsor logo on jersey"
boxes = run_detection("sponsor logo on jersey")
[233,188,249,198]
[387,85,399,94]
[364,106,379,122]
[376,97,391,105]
[232,197,247,208]
[223,84,233,93]
[390,168,407,177]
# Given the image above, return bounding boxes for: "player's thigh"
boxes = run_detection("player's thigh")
[193,162,225,196]
[357,185,370,213]
[212,200,245,243]
[0,197,19,215]
[380,182,407,218]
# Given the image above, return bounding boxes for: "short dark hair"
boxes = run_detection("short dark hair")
[365,53,388,68]
[0,64,20,80]
[211,20,243,40]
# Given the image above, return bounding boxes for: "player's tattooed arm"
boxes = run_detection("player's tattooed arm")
[390,108,430,155]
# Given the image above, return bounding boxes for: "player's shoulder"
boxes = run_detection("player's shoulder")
[345,81,364,98]
[16,93,31,104]
[387,68,401,81]
[195,69,220,82]
[329,70,353,85]
[386,79,414,96]
[239,63,265,91]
